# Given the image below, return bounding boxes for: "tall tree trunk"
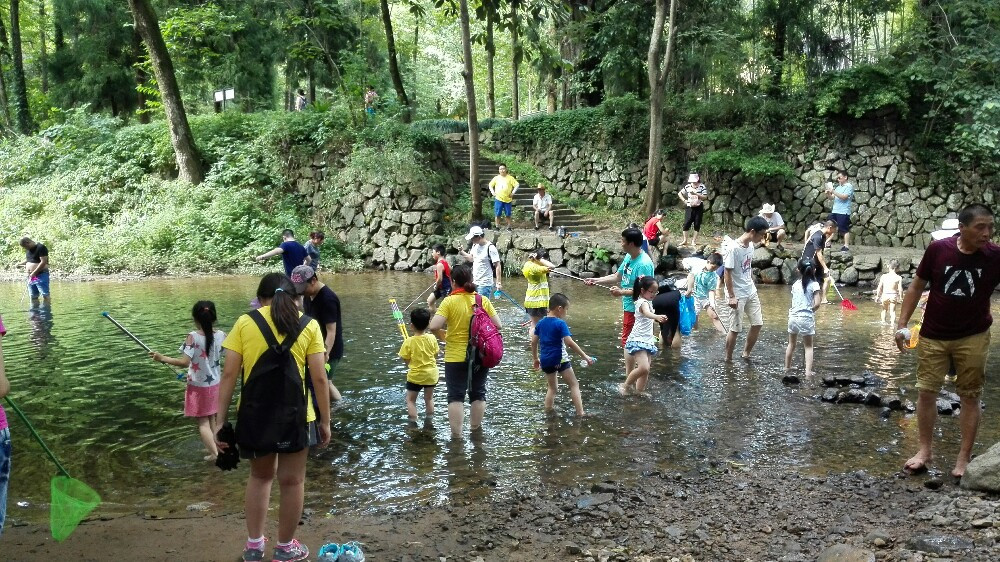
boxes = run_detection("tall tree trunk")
[546,73,557,114]
[485,8,495,119]
[379,0,411,122]
[127,0,203,184]
[458,0,482,221]
[511,2,520,120]
[769,6,786,97]
[9,0,32,134]
[38,0,47,92]
[132,30,151,124]
[0,13,13,129]
[412,16,419,108]
[643,0,679,217]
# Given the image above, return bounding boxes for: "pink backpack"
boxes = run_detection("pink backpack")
[468,293,504,368]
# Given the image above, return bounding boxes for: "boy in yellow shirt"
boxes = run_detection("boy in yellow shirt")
[489,164,519,231]
[398,308,440,420]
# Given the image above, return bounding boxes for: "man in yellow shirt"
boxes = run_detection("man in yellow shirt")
[489,164,519,231]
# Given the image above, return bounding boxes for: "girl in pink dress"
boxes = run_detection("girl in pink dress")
[151,301,225,461]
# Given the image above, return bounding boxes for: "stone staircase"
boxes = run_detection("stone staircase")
[446,141,598,232]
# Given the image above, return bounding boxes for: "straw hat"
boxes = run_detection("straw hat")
[930,218,960,241]
[759,203,775,214]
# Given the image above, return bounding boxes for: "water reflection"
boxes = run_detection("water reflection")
[27,302,54,357]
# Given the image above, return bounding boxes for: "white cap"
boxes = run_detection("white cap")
[465,225,485,240]
[930,218,960,241]
[687,173,700,183]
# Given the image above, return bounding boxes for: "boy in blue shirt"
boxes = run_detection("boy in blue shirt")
[530,293,594,417]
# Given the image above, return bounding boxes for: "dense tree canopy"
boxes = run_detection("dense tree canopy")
[0,0,994,170]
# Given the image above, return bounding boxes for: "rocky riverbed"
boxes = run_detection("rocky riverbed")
[5,464,999,561]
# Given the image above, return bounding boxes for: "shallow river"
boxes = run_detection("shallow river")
[1,273,998,522]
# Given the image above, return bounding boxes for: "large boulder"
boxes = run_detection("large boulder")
[852,254,882,271]
[751,246,773,269]
[961,441,1000,492]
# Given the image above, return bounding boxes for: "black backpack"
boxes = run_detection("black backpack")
[236,310,313,454]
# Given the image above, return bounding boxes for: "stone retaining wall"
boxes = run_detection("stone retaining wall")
[481,118,996,249]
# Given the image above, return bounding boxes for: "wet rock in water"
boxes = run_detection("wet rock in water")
[879,407,893,419]
[939,390,960,404]
[924,478,944,490]
[822,375,837,387]
[782,374,801,385]
[883,395,902,410]
[841,389,867,404]
[849,375,866,386]
[816,544,875,562]
[822,389,840,402]
[834,374,854,386]
[591,482,618,494]
[902,399,916,413]
[576,493,614,509]
[907,535,975,555]
[864,392,882,407]
[936,398,954,415]
[961,441,1000,493]
[862,370,885,387]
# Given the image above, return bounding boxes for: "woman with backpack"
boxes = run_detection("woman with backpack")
[428,264,502,438]
[216,273,331,562]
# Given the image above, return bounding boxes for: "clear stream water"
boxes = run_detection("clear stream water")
[1,273,998,522]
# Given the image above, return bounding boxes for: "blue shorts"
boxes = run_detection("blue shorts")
[476,285,494,298]
[541,361,571,374]
[28,270,50,298]
[0,427,11,535]
[828,212,851,234]
[494,200,513,217]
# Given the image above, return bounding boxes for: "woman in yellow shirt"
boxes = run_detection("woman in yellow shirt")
[428,264,502,438]
[216,273,330,562]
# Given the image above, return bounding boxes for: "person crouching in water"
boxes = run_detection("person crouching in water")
[785,258,822,378]
[652,278,682,350]
[685,252,726,333]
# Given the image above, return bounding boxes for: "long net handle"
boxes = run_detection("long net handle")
[102,313,184,379]
[4,397,71,477]
[549,269,616,290]
[389,299,410,340]
[401,281,437,313]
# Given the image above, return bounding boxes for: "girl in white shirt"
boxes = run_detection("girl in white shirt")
[621,276,668,395]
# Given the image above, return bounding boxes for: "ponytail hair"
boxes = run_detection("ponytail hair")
[632,275,657,301]
[797,258,817,296]
[192,300,218,359]
[256,273,300,336]
[450,264,477,293]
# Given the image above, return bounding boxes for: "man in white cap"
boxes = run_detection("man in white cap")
[758,203,786,249]
[459,226,502,297]
[895,204,1000,480]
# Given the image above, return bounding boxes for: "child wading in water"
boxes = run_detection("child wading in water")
[784,259,822,378]
[523,248,557,336]
[621,276,668,395]
[398,308,440,420]
[426,244,452,314]
[150,301,225,461]
[531,293,593,416]
[874,259,903,325]
[685,252,725,333]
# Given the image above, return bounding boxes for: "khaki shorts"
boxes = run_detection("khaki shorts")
[724,293,763,333]
[916,331,990,398]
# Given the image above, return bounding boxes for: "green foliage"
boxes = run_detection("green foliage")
[815,65,910,118]
[592,246,610,263]
[686,127,795,179]
[489,94,649,162]
[0,110,432,274]
[410,118,508,135]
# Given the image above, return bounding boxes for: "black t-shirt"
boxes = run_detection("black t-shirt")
[26,243,49,271]
[303,285,343,360]
[802,231,825,264]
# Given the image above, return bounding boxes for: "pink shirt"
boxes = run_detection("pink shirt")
[0,404,7,431]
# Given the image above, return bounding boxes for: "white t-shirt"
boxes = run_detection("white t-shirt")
[789,280,820,317]
[471,242,500,287]
[723,240,757,299]
[181,330,225,387]
[626,298,658,346]
[533,193,552,212]
[761,211,784,229]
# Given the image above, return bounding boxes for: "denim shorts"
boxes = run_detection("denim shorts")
[476,285,494,298]
[494,200,513,217]
[0,427,11,536]
[28,270,50,298]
